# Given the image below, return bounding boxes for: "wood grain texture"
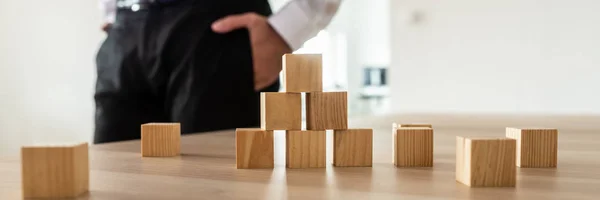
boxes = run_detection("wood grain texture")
[3,115,600,200]
[506,127,558,168]
[306,92,348,130]
[393,127,433,167]
[21,143,89,198]
[455,136,469,186]
[333,129,373,167]
[235,128,274,169]
[282,54,322,93]
[141,123,181,157]
[286,130,326,168]
[72,143,89,196]
[456,137,516,187]
[260,92,302,130]
[398,123,433,128]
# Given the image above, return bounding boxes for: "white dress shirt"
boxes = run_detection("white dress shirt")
[99,0,341,51]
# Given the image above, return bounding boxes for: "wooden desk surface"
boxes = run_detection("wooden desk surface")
[1,115,600,199]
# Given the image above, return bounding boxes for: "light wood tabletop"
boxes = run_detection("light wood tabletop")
[1,115,599,199]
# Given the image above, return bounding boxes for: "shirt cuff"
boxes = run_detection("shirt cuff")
[267,1,314,51]
[99,0,116,23]
[105,12,116,23]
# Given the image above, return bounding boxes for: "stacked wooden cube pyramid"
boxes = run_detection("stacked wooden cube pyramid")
[236,54,373,169]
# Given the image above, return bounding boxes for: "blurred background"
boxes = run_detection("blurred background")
[1,0,599,156]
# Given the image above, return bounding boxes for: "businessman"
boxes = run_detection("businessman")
[95,0,341,143]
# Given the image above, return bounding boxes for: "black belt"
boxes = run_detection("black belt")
[116,0,179,11]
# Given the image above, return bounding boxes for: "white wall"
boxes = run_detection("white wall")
[390,0,600,114]
[0,1,102,155]
[340,0,391,115]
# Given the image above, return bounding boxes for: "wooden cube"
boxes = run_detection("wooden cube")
[306,92,348,130]
[456,137,516,187]
[260,92,302,130]
[392,123,432,163]
[393,127,434,167]
[282,54,322,92]
[506,127,558,168]
[141,123,181,157]
[286,130,326,168]
[235,128,274,169]
[21,143,89,198]
[333,129,373,167]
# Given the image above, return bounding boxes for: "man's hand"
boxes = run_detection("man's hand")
[212,13,292,91]
[101,23,112,32]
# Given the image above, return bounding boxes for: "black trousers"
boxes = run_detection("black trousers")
[94,0,277,144]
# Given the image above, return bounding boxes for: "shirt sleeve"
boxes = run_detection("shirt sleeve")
[99,0,117,23]
[268,0,342,51]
